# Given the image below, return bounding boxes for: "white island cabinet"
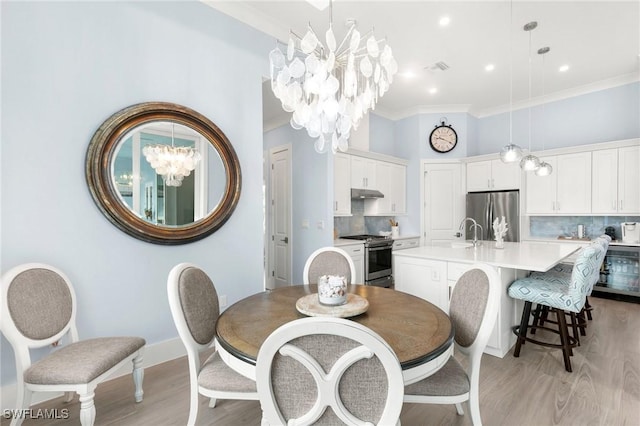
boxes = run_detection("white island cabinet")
[393,241,579,358]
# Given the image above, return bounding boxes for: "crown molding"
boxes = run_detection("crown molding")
[201,0,289,42]
[473,72,640,118]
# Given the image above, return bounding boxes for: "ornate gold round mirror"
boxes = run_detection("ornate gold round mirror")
[86,102,241,245]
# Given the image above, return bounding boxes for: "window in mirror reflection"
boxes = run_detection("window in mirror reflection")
[111,123,226,227]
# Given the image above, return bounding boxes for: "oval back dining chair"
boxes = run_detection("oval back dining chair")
[403,263,501,426]
[256,316,404,426]
[0,263,145,426]
[302,247,356,285]
[167,262,258,426]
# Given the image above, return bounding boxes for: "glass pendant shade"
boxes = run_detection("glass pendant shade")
[520,154,541,172]
[535,161,553,176]
[269,11,397,154]
[500,144,523,163]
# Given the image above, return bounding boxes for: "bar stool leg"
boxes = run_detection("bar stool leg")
[584,296,593,321]
[570,312,580,347]
[514,301,532,357]
[556,309,573,372]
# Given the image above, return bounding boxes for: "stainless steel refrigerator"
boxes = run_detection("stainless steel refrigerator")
[465,190,520,242]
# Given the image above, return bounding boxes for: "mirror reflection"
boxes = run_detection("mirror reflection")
[111,122,225,227]
[86,102,242,245]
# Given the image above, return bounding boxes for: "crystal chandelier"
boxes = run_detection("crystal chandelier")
[142,124,201,187]
[269,1,397,154]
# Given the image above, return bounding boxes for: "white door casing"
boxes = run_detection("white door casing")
[422,162,464,245]
[268,146,292,289]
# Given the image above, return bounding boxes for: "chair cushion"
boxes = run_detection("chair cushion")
[508,275,584,312]
[197,351,256,393]
[24,337,145,385]
[404,357,470,397]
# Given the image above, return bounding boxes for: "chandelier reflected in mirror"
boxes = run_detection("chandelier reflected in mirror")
[142,124,201,187]
[269,1,397,153]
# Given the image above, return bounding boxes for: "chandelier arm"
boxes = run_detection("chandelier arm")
[333,24,356,56]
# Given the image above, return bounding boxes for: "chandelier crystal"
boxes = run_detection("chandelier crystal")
[269,5,397,153]
[142,125,201,187]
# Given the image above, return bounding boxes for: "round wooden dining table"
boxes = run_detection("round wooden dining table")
[215,284,454,385]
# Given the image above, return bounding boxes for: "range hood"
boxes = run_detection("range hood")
[351,188,384,199]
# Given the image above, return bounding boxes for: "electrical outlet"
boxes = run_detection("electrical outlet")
[219,295,227,308]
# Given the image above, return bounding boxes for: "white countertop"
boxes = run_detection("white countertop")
[524,237,640,247]
[392,241,580,272]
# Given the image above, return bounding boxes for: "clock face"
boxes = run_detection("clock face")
[429,125,458,153]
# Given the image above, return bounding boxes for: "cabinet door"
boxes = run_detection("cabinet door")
[466,161,491,192]
[350,156,376,189]
[592,149,619,214]
[390,163,406,214]
[339,243,365,283]
[525,156,556,214]
[491,160,520,190]
[618,146,640,214]
[373,161,393,213]
[556,152,592,213]
[333,153,351,215]
[393,257,447,311]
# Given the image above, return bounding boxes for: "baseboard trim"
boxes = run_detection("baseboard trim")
[1,337,185,410]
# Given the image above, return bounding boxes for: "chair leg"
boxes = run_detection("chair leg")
[531,304,543,335]
[64,391,74,402]
[132,351,144,403]
[556,310,573,373]
[514,301,532,357]
[209,398,217,408]
[584,296,593,320]
[78,391,96,426]
[11,385,32,426]
[569,312,580,347]
[468,389,482,426]
[455,402,464,416]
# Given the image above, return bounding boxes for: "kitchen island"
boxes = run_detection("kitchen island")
[393,241,579,358]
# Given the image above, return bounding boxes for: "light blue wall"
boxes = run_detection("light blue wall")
[475,82,640,155]
[263,126,333,282]
[369,114,396,156]
[1,2,271,386]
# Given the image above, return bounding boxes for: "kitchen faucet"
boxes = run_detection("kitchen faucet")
[455,217,483,247]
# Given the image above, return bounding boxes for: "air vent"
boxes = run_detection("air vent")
[426,61,450,71]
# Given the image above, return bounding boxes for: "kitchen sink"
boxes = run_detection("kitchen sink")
[450,241,475,248]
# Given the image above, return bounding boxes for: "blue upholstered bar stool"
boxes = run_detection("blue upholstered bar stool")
[508,242,604,372]
[528,235,610,337]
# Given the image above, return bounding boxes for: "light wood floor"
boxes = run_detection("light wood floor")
[3,296,638,426]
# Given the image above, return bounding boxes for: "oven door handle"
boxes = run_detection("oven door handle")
[368,245,392,251]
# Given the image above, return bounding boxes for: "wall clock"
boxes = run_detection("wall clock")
[429,120,457,153]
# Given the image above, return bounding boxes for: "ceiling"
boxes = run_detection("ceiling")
[206,1,640,128]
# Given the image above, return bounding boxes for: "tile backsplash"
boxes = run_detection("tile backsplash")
[529,216,640,240]
[334,200,396,237]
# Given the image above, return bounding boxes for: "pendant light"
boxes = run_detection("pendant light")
[519,21,541,172]
[536,46,553,176]
[500,1,523,163]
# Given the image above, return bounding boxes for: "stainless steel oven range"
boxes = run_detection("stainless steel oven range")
[341,234,393,288]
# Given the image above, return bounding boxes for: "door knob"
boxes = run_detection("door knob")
[281,237,289,243]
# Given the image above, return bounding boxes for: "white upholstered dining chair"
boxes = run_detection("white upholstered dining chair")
[302,247,356,285]
[404,263,500,426]
[0,263,145,426]
[256,316,404,426]
[167,262,258,426]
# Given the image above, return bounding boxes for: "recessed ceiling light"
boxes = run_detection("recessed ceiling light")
[485,64,495,72]
[400,70,417,79]
[428,87,438,94]
[559,64,570,72]
[439,16,450,27]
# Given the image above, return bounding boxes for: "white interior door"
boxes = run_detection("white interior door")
[268,146,291,289]
[423,163,464,245]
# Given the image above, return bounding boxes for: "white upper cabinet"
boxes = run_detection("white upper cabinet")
[366,162,406,215]
[593,146,640,214]
[618,146,640,214]
[350,156,377,189]
[333,153,351,216]
[526,152,592,214]
[466,159,520,192]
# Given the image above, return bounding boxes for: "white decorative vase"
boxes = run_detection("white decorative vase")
[495,238,504,249]
[391,226,399,239]
[318,275,347,306]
